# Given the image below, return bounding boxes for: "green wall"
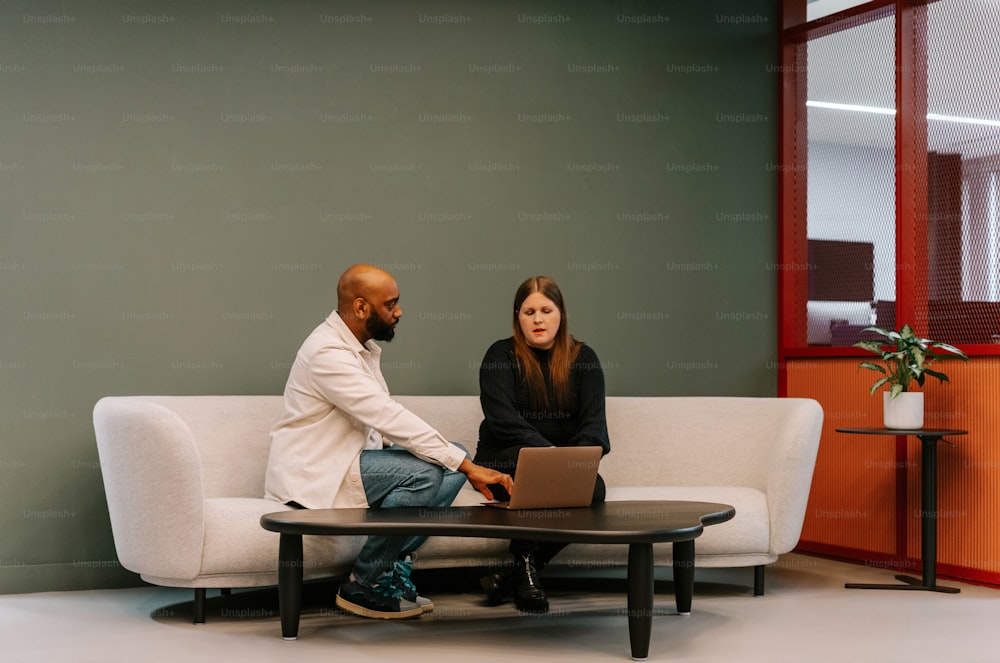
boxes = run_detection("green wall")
[0,0,778,592]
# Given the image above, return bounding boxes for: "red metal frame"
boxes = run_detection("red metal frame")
[780,0,1000,591]
[896,2,928,336]
[894,1,931,567]
[777,0,1000,380]
[777,0,925,580]
[776,1,807,396]
[778,0,1000,360]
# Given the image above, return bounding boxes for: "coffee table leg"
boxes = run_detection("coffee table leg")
[278,533,303,640]
[673,539,695,615]
[627,542,654,661]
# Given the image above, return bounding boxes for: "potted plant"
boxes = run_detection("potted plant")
[853,324,968,429]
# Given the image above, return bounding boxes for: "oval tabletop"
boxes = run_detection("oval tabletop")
[261,500,736,545]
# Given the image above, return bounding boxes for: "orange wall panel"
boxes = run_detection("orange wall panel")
[903,359,1000,578]
[787,359,897,557]
[787,356,1000,585]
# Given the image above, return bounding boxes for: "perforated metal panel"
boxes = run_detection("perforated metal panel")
[805,13,896,346]
[923,0,1000,344]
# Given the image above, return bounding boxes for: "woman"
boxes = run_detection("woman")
[473,275,610,613]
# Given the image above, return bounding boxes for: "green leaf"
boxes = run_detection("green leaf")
[869,377,890,395]
[923,367,950,383]
[857,361,887,374]
[932,342,969,359]
[853,341,886,354]
[860,326,892,338]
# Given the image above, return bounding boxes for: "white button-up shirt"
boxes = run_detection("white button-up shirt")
[264,311,467,509]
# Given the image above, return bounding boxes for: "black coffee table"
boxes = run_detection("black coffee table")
[261,500,735,660]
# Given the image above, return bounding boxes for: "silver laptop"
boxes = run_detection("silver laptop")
[483,446,602,510]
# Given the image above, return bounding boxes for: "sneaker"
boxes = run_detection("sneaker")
[374,555,434,613]
[335,579,422,620]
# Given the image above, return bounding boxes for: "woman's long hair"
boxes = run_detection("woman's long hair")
[511,276,582,411]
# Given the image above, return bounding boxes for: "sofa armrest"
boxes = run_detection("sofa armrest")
[93,397,207,580]
[764,398,824,554]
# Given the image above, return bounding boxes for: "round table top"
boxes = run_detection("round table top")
[836,427,967,437]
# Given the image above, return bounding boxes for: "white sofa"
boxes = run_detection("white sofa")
[92,394,823,622]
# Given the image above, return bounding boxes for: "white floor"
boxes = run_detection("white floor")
[2,554,999,662]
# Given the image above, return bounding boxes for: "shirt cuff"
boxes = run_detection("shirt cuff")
[439,442,469,472]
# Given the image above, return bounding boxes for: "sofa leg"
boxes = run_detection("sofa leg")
[194,588,206,624]
[753,565,765,596]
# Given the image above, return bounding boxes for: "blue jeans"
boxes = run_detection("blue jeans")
[354,443,468,587]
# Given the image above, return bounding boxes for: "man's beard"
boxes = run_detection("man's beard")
[366,311,395,342]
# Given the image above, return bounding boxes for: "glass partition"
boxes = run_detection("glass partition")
[805,12,895,346]
[924,0,1000,344]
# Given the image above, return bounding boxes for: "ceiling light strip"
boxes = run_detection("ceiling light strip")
[806,100,1000,128]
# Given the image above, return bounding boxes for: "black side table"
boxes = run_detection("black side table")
[836,427,967,594]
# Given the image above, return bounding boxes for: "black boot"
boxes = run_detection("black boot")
[512,554,548,614]
[479,567,513,606]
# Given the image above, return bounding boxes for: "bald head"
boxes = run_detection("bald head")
[337,264,396,310]
[336,264,402,343]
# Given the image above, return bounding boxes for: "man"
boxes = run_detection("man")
[265,264,513,620]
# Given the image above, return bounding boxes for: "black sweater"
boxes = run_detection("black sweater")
[474,337,611,469]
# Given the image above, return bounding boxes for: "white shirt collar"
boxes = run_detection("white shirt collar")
[325,310,381,357]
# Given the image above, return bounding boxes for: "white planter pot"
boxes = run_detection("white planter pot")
[883,391,924,430]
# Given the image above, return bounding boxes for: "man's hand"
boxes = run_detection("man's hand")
[458,458,513,501]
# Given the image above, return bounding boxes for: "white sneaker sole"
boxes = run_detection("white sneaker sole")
[335,594,422,620]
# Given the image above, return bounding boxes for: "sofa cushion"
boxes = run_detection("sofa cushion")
[451,484,766,553]
[543,488,767,570]
[605,487,769,554]
[413,535,510,569]
[414,486,767,571]
[200,498,362,578]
